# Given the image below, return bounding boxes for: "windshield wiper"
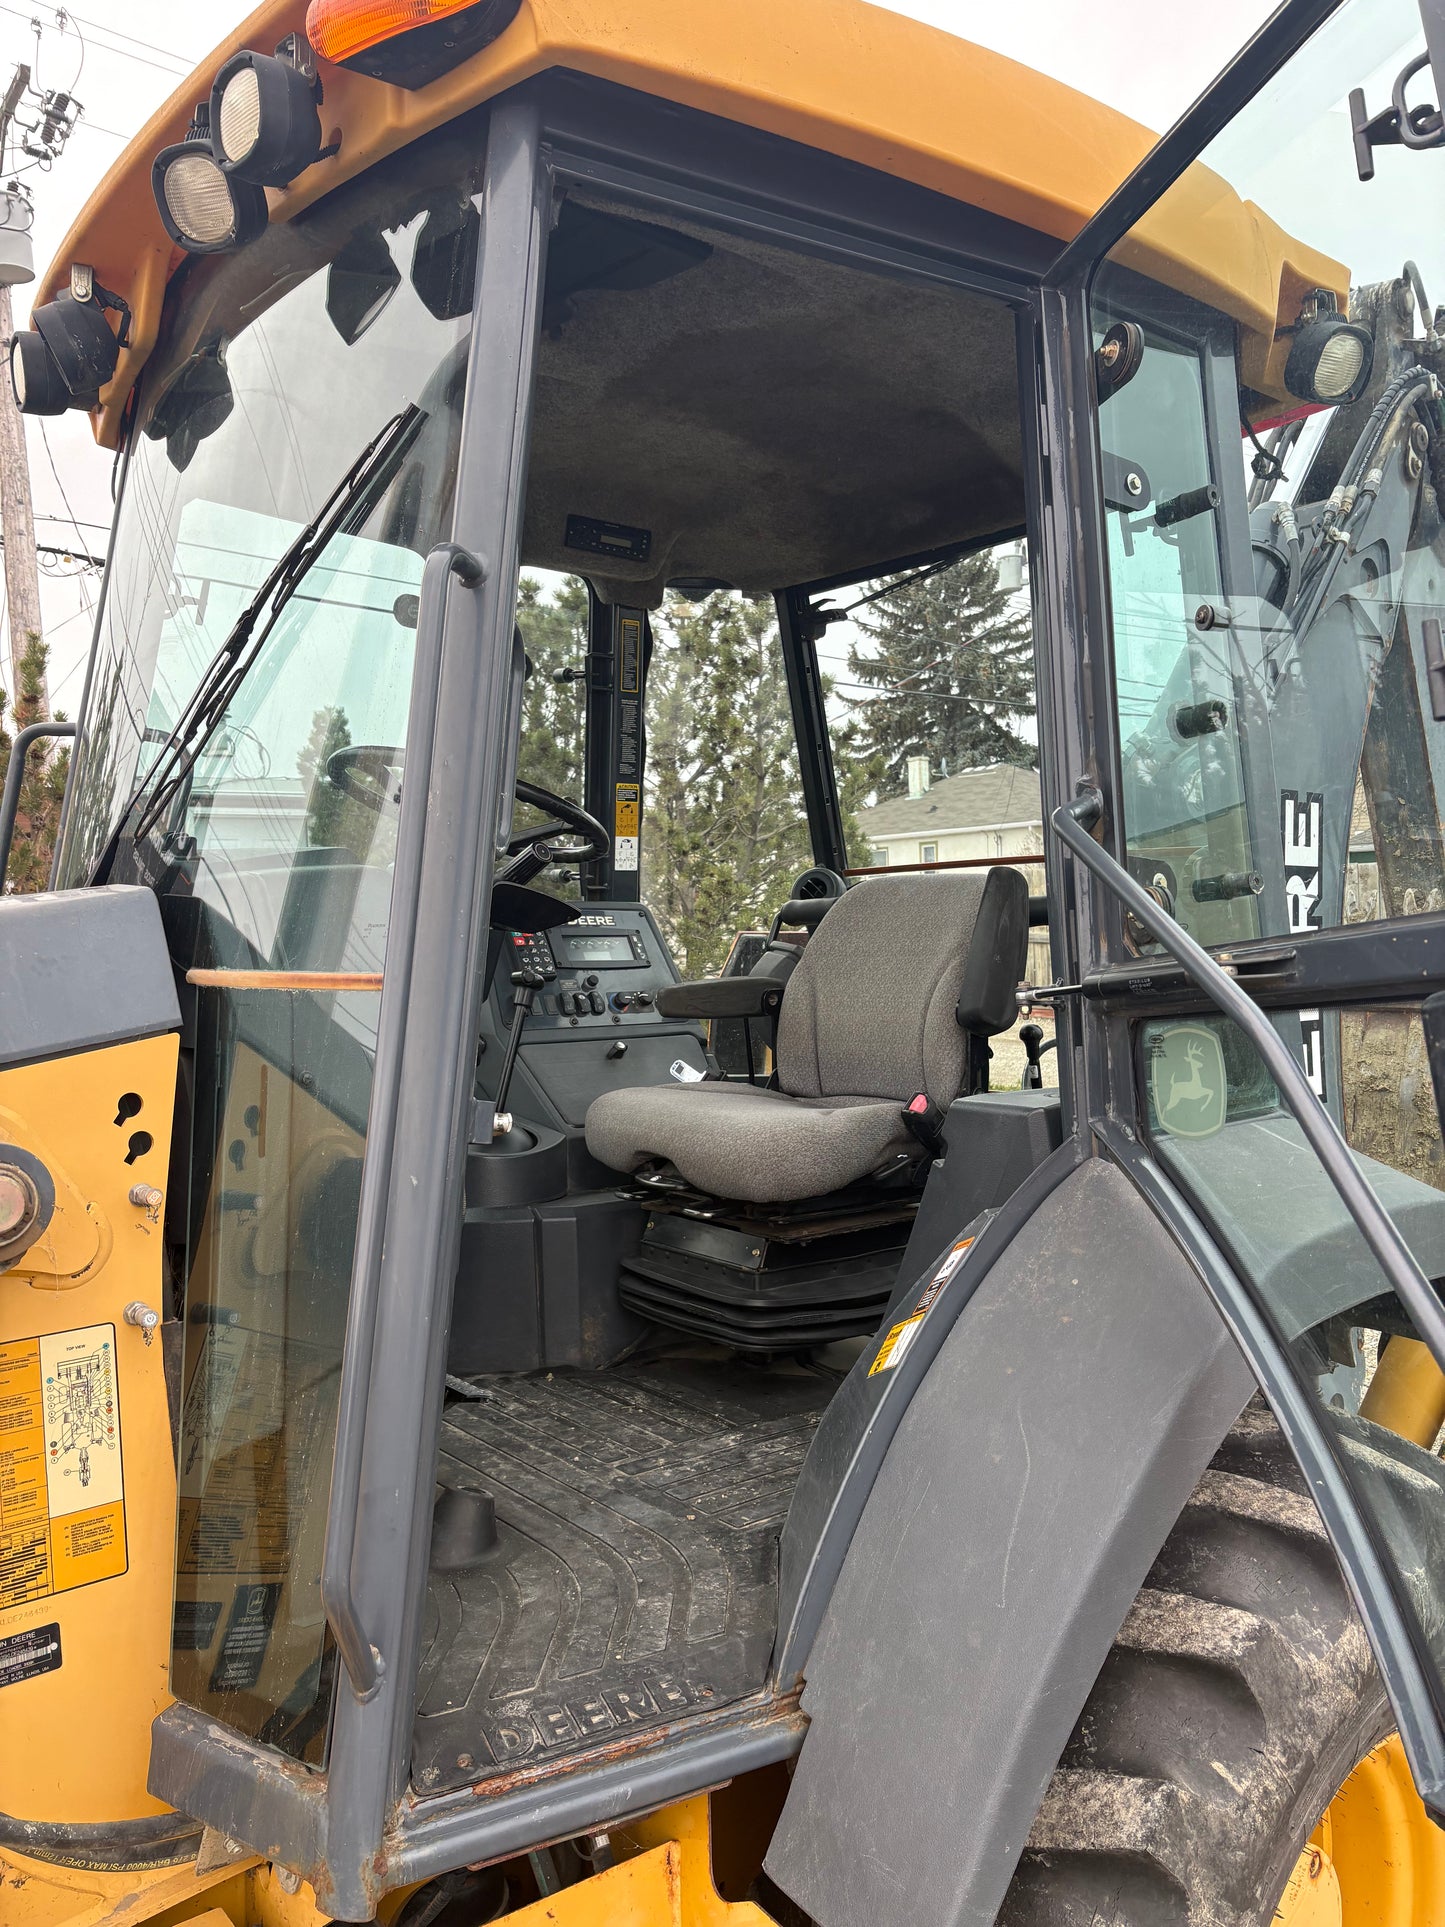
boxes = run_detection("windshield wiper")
[91,401,427,880]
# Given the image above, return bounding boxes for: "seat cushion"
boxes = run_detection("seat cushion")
[585,1080,912,1203]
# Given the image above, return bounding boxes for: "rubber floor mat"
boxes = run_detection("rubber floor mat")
[413,1360,833,1793]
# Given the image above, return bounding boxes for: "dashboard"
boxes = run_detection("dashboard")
[480,902,708,1139]
[502,906,675,1026]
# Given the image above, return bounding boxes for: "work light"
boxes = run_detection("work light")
[211,50,322,188]
[1284,307,1374,407]
[152,138,268,255]
[10,330,67,412]
[10,282,122,414]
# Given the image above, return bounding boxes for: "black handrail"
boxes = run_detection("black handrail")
[0,721,76,887]
[1052,790,1445,1374]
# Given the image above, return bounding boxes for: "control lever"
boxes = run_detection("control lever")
[491,968,542,1138]
[1020,1022,1057,1091]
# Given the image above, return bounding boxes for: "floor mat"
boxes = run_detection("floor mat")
[413,1359,833,1794]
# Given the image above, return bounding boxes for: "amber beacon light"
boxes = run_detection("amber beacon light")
[306,0,523,88]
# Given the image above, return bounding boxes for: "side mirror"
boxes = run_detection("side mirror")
[326,226,401,345]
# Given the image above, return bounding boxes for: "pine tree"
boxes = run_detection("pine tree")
[0,632,68,893]
[297,705,355,850]
[644,591,816,975]
[515,573,587,815]
[845,551,1035,796]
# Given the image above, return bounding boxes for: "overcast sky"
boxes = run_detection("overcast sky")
[0,0,1281,709]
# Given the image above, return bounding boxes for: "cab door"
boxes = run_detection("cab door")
[1055,0,1445,1819]
[764,7,1445,1923]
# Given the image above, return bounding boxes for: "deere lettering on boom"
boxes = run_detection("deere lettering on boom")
[9,0,1445,1921]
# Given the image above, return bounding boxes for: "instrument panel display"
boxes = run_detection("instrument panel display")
[552,931,648,967]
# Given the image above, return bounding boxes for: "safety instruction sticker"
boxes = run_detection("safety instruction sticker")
[0,1324,126,1609]
[615,782,640,874]
[868,1236,976,1377]
[870,1316,923,1376]
[619,616,643,696]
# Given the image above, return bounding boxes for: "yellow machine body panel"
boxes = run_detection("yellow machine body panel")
[40,0,1342,445]
[0,1034,179,1830]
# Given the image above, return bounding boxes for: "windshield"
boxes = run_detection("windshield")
[56,109,486,887]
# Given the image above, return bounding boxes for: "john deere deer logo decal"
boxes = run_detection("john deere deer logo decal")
[1150,1025,1227,1139]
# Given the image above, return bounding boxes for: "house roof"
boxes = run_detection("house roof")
[860,763,1042,838]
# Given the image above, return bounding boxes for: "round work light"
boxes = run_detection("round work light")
[1284,311,1374,407]
[10,330,67,413]
[10,284,123,414]
[152,141,268,255]
[211,51,322,188]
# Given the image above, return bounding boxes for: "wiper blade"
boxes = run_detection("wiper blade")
[92,402,426,879]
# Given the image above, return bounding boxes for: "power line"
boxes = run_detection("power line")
[53,8,196,70]
[38,418,94,574]
[0,4,192,80]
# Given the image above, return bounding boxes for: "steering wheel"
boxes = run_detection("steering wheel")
[504,780,610,857]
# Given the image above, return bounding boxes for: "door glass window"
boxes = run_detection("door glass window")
[99,135,482,1761]
[1092,0,1445,952]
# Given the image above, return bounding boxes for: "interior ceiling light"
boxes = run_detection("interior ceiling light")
[211,50,324,188]
[305,0,522,90]
[10,274,128,416]
[152,117,268,257]
[1283,294,1374,407]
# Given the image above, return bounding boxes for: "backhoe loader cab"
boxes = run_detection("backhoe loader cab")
[11,0,1445,1921]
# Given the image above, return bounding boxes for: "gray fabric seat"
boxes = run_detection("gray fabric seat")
[584,868,1028,1204]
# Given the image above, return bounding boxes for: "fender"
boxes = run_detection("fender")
[765,1156,1255,1927]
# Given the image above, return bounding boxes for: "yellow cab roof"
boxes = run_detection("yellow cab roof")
[45,0,1344,444]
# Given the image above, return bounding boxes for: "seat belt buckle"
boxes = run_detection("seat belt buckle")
[901,1092,945,1154]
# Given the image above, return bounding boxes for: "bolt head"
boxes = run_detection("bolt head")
[1125,471,1144,496]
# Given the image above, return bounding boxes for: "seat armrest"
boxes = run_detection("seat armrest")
[655,978,784,1020]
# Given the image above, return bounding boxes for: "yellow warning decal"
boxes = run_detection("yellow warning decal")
[869,1315,924,1377]
[0,1323,126,1609]
[615,783,640,838]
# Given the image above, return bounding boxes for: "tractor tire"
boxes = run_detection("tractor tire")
[999,1398,1391,1927]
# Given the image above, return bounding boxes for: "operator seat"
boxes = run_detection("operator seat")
[584,869,1028,1204]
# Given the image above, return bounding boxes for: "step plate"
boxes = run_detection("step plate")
[414,1361,832,1793]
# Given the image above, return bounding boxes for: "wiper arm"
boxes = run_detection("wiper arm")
[91,401,426,879]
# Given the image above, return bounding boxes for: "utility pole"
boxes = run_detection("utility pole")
[0,62,47,714]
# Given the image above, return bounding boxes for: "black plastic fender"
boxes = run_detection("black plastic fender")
[765,1157,1255,1927]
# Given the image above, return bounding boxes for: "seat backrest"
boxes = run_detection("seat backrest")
[775,868,1028,1105]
